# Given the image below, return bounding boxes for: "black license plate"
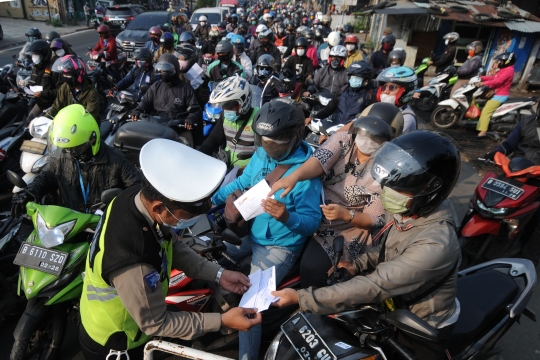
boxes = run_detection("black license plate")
[14,243,69,276]
[482,178,524,201]
[109,103,124,112]
[281,313,336,360]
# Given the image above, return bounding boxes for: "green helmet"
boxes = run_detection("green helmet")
[50,104,100,160]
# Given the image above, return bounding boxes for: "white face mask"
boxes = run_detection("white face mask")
[445,39,449,46]
[297,49,305,56]
[55,49,65,57]
[346,44,355,52]
[32,54,42,65]
[380,94,397,105]
[354,134,380,155]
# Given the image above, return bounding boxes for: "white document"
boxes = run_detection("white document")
[23,87,34,95]
[185,63,204,89]
[30,85,43,93]
[239,267,277,312]
[233,179,274,221]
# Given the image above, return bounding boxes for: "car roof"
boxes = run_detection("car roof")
[192,7,228,13]
[106,5,143,9]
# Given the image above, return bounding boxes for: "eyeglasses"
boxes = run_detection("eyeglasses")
[381,84,400,92]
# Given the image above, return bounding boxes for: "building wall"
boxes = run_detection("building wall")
[0,0,62,20]
[0,1,25,18]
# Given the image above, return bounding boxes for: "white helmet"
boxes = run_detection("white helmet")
[329,45,347,58]
[199,15,207,22]
[256,24,268,34]
[327,31,341,47]
[296,25,308,34]
[209,76,253,115]
[262,13,272,21]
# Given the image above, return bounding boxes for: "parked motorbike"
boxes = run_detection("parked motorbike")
[431,74,538,134]
[7,170,120,360]
[265,238,537,360]
[0,63,16,94]
[0,121,27,203]
[412,65,458,112]
[414,56,431,88]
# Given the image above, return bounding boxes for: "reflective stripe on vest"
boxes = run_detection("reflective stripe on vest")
[80,198,174,350]
[224,108,258,168]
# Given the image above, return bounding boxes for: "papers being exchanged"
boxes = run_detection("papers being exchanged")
[233,179,274,221]
[23,86,43,95]
[239,267,277,312]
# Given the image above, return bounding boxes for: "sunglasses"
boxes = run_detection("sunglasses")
[381,84,401,92]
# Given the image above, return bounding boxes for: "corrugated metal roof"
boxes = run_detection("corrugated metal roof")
[374,2,429,14]
[454,1,486,6]
[431,4,507,27]
[505,20,540,33]
[413,2,430,9]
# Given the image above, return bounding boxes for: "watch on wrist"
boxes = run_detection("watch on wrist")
[215,267,225,285]
[347,210,355,223]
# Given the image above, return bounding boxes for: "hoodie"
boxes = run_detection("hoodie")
[213,141,322,252]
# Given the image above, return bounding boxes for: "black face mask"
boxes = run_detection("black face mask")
[330,59,340,69]
[161,73,176,84]
[260,39,269,47]
[65,141,94,162]
[218,53,230,63]
[63,75,78,87]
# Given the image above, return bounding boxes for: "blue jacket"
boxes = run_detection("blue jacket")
[116,66,156,100]
[213,142,322,253]
[145,41,160,56]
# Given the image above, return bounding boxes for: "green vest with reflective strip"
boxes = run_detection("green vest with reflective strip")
[80,198,173,350]
[223,107,258,168]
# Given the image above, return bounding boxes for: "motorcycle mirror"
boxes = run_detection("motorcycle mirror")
[166,119,181,127]
[100,188,123,204]
[221,228,243,246]
[333,235,344,262]
[140,84,150,93]
[305,78,314,86]
[7,170,27,189]
[107,75,114,84]
[382,309,440,342]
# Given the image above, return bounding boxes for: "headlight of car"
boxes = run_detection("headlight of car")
[31,155,49,174]
[476,200,510,216]
[37,213,76,248]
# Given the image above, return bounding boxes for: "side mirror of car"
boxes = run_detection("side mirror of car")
[381,309,440,342]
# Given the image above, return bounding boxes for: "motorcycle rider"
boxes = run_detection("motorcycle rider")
[451,40,484,94]
[248,14,258,35]
[282,36,313,98]
[344,34,365,68]
[132,54,201,147]
[318,31,341,66]
[249,54,286,105]
[47,55,101,124]
[199,76,259,169]
[305,60,374,127]
[112,48,155,101]
[213,98,322,360]
[11,104,141,217]
[247,24,266,57]
[231,35,253,79]
[50,37,77,57]
[237,23,254,53]
[78,139,261,359]
[304,45,348,98]
[44,30,60,45]
[476,52,516,137]
[145,26,163,56]
[430,32,459,74]
[17,27,42,65]
[226,13,239,33]
[250,28,281,69]
[200,26,220,58]
[371,34,395,71]
[321,15,332,37]
[388,48,406,67]
[194,15,212,41]
[301,29,319,69]
[272,130,462,360]
[92,25,121,82]
[207,40,245,82]
[153,32,176,63]
[273,22,288,48]
[26,40,58,122]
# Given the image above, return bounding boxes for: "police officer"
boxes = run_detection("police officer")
[79,139,261,360]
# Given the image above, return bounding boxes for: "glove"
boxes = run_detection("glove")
[11,192,30,218]
[484,151,498,161]
[184,117,195,130]
[131,111,140,120]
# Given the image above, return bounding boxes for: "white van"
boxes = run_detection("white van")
[190,7,229,31]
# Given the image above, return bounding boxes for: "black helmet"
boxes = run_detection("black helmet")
[176,43,197,63]
[133,47,153,62]
[178,31,195,45]
[154,61,177,85]
[253,98,305,161]
[466,41,483,55]
[343,24,353,33]
[314,28,323,39]
[26,39,50,57]
[356,103,404,138]
[347,60,374,85]
[389,48,406,66]
[256,54,276,80]
[160,32,175,49]
[238,23,248,34]
[348,116,393,156]
[159,24,171,33]
[494,52,516,68]
[25,27,42,40]
[302,29,315,41]
[381,34,396,46]
[218,21,227,29]
[370,130,461,216]
[295,37,309,48]
[44,31,60,44]
[215,40,233,56]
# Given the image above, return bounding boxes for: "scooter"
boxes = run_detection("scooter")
[0,121,26,203]
[303,89,342,150]
[265,237,537,360]
[412,65,458,112]
[7,170,120,360]
[414,56,431,88]
[431,74,538,134]
[86,50,120,111]
[101,88,143,146]
[459,152,540,268]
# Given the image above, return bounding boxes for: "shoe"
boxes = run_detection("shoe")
[477,131,487,137]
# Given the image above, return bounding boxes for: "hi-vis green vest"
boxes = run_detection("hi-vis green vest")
[223,107,258,168]
[80,198,173,350]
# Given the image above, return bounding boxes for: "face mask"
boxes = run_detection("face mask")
[354,135,379,155]
[63,75,78,87]
[349,76,363,88]
[296,49,305,56]
[55,49,65,57]
[380,186,411,214]
[158,203,200,230]
[137,60,147,69]
[218,53,230,63]
[224,110,239,122]
[200,21,206,26]
[380,94,397,105]
[468,50,475,57]
[258,68,270,77]
[260,39,269,46]
[32,54,42,65]
[252,21,257,25]
[233,46,244,56]
[346,44,355,52]
[445,39,449,46]
[178,59,189,71]
[330,59,340,69]
[382,43,393,51]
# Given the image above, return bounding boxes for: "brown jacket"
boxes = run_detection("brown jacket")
[47,80,101,124]
[298,200,461,328]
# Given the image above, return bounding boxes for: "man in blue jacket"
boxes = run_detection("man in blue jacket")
[212,98,322,360]
[111,48,156,100]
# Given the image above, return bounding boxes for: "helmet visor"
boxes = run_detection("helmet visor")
[256,135,294,161]
[64,141,91,158]
[369,142,441,195]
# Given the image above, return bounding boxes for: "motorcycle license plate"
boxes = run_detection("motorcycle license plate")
[281,313,336,360]
[109,103,124,111]
[481,178,524,201]
[14,243,69,276]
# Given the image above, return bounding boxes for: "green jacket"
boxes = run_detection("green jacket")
[48,80,101,124]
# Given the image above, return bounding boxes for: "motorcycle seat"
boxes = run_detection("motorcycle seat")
[505,97,537,103]
[447,270,518,356]
[100,121,113,139]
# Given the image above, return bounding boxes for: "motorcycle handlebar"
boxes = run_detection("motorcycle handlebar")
[386,337,416,360]
[220,251,240,268]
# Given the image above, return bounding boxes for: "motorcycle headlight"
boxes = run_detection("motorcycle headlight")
[319,96,331,106]
[31,155,49,174]
[37,213,76,248]
[476,200,510,216]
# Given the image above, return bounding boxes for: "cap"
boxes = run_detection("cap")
[383,27,393,35]
[140,139,227,202]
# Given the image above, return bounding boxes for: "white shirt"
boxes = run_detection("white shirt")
[234,52,253,80]
[401,105,417,134]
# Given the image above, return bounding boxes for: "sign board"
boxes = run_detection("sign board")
[332,0,357,6]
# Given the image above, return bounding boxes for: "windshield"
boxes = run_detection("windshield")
[127,13,169,30]
[191,12,221,24]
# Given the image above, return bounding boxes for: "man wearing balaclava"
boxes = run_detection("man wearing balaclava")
[371,34,396,71]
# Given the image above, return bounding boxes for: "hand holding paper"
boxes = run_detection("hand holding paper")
[233,179,275,221]
[239,267,277,312]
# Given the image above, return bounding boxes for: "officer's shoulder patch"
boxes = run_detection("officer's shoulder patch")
[144,270,160,292]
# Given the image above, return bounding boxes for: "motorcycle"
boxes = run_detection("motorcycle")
[86,49,128,111]
[265,237,537,360]
[412,65,458,112]
[201,54,214,73]
[101,88,142,146]
[0,63,16,94]
[0,120,27,203]
[431,74,538,134]
[7,170,121,360]
[459,152,540,268]
[414,56,431,88]
[302,86,341,150]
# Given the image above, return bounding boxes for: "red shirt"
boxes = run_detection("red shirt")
[93,35,118,61]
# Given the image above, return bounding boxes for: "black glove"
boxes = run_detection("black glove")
[11,192,30,218]
[184,117,195,129]
[484,151,497,161]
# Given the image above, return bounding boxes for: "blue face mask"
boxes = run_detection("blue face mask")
[224,110,239,122]
[349,75,364,88]
[158,203,200,230]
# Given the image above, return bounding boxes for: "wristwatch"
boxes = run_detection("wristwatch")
[215,267,225,285]
[347,210,355,223]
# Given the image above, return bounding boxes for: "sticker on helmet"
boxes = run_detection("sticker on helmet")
[54,137,70,143]
[257,122,273,131]
[384,72,394,77]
